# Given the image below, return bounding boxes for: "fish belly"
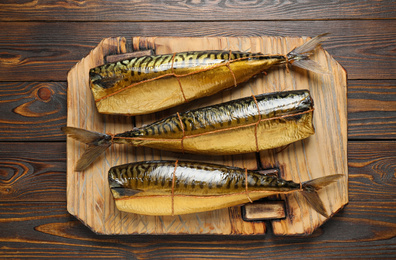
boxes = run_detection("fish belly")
[114,191,276,216]
[130,112,314,154]
[94,60,269,115]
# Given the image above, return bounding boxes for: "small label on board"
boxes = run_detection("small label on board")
[242,200,286,221]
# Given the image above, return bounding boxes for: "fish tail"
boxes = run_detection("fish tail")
[300,174,343,218]
[61,126,112,172]
[287,33,330,74]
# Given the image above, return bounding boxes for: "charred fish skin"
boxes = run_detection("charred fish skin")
[114,89,313,140]
[108,160,300,199]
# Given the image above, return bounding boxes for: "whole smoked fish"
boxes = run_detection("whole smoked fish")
[62,90,315,171]
[109,160,342,216]
[90,34,328,115]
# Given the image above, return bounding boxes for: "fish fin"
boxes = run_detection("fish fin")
[287,33,330,74]
[292,33,330,55]
[303,174,343,190]
[292,59,329,74]
[61,126,107,143]
[257,168,279,177]
[74,144,110,172]
[62,126,112,172]
[300,190,329,218]
[301,174,343,218]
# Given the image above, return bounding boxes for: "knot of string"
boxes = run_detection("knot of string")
[106,133,115,143]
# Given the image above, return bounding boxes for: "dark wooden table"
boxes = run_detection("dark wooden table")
[1,1,395,259]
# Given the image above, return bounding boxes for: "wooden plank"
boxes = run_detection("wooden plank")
[348,141,396,201]
[0,20,395,81]
[0,142,66,202]
[0,80,393,141]
[0,0,395,21]
[1,141,394,204]
[251,36,349,235]
[0,200,395,258]
[65,35,347,235]
[348,80,396,139]
[0,82,67,141]
[66,36,265,235]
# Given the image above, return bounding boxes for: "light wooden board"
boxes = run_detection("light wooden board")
[66,36,348,235]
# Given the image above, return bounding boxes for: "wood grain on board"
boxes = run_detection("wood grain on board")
[0,20,395,81]
[0,82,67,141]
[0,137,393,245]
[0,196,395,258]
[0,0,394,257]
[0,80,393,141]
[348,80,396,139]
[1,141,393,204]
[0,0,394,21]
[65,36,347,235]
[0,142,66,202]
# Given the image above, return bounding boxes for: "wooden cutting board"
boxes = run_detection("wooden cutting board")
[66,36,348,235]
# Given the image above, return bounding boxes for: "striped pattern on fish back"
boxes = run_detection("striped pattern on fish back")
[108,161,300,197]
[116,90,313,139]
[89,50,284,87]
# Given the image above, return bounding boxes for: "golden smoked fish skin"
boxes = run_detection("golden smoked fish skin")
[113,89,315,155]
[62,89,315,171]
[90,50,283,115]
[108,160,342,216]
[89,34,328,115]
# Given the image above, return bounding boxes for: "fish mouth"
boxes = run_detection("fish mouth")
[110,187,143,199]
[89,70,123,90]
[108,171,143,199]
[89,69,102,81]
